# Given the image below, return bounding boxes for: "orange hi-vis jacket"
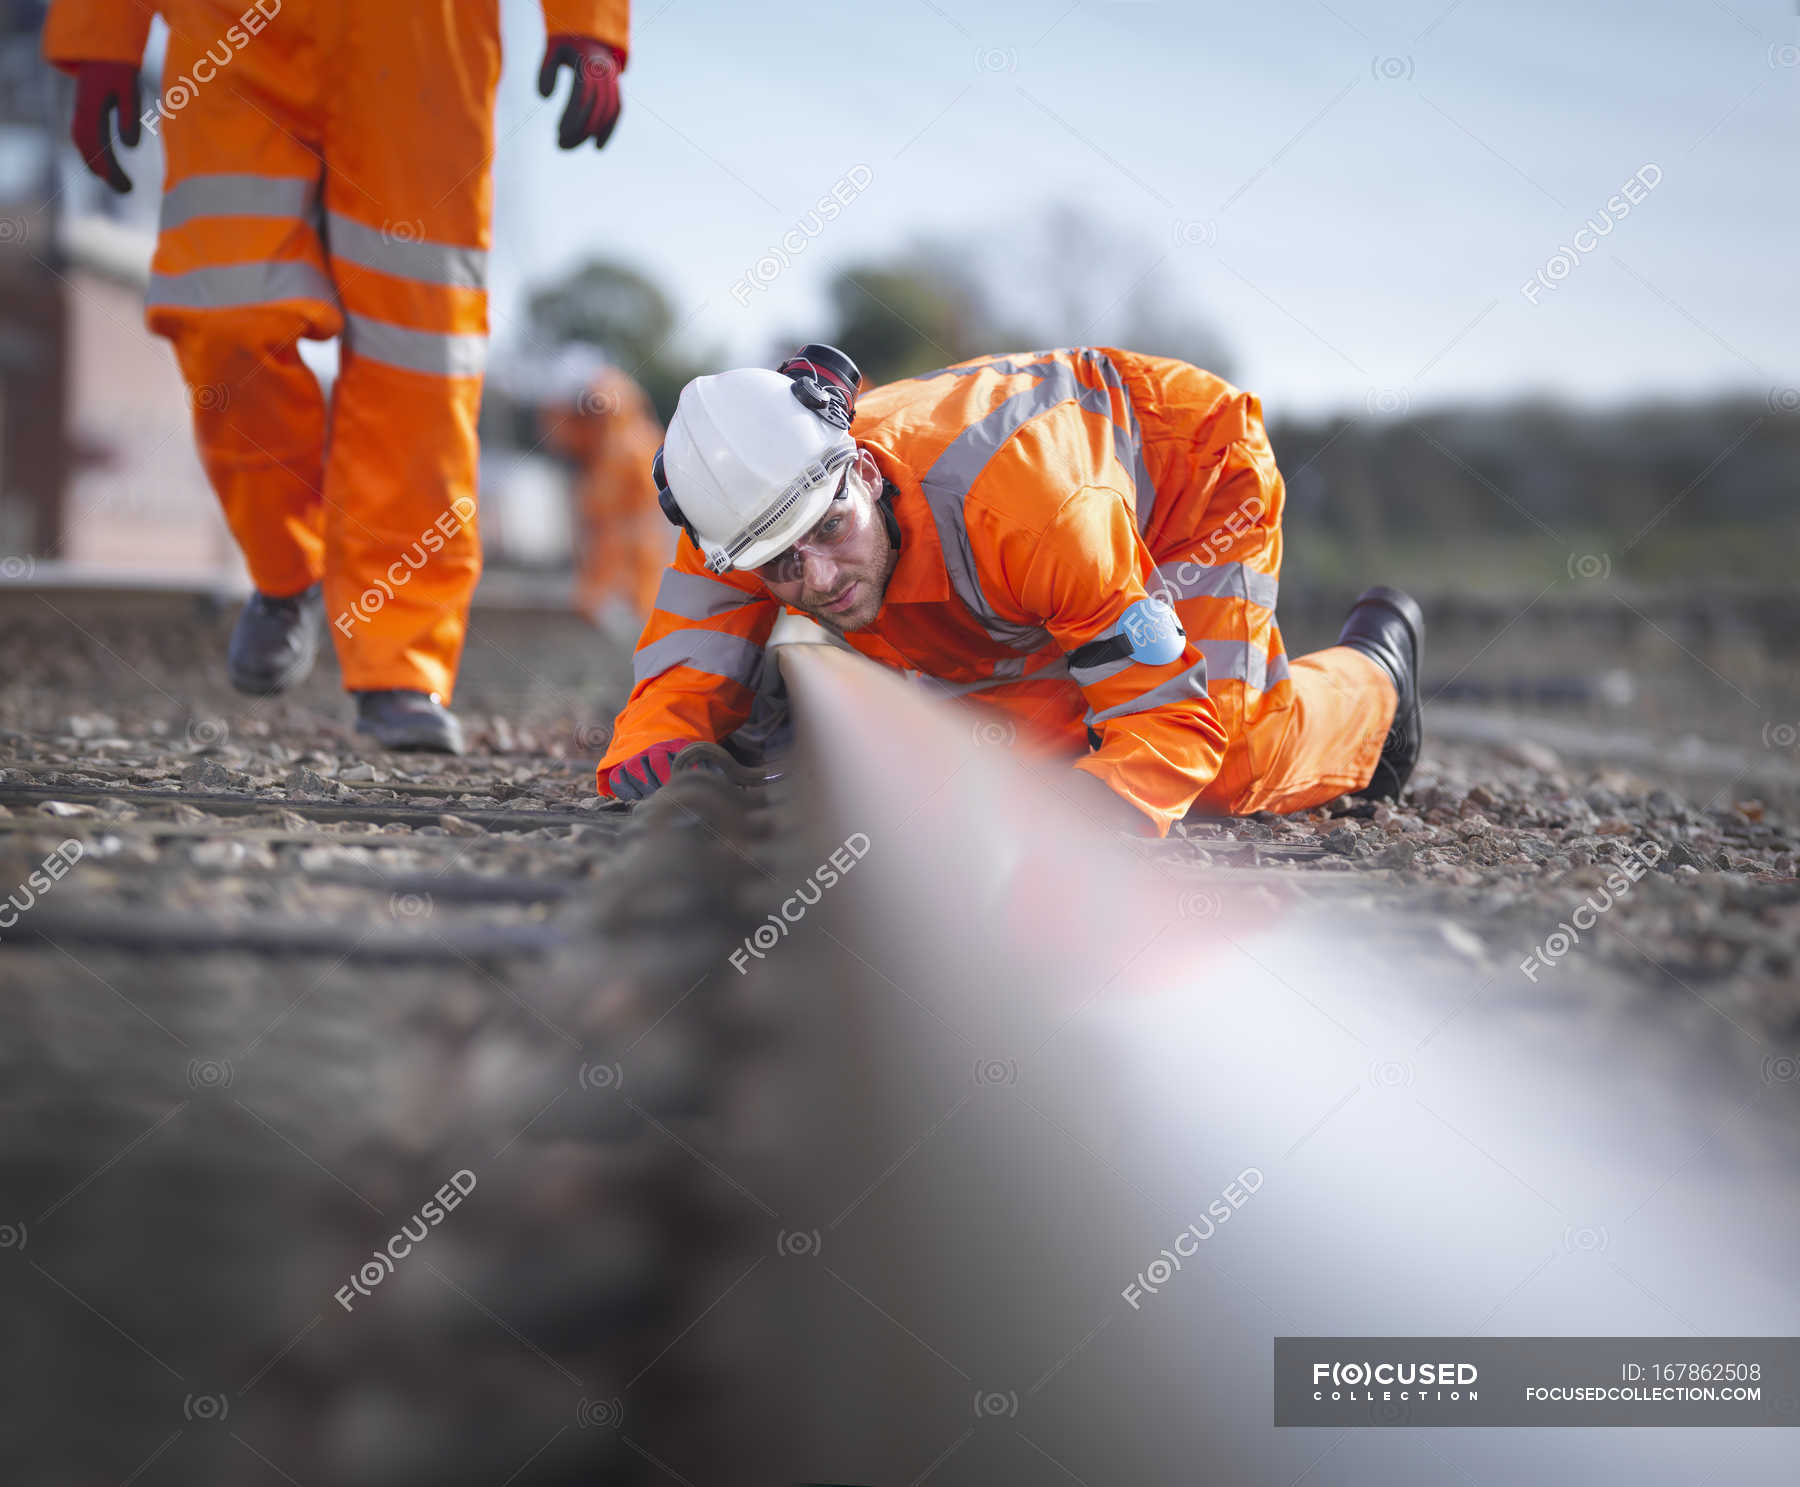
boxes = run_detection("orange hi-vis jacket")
[598,349,1394,835]
[43,0,629,701]
[41,0,628,68]
[541,367,671,620]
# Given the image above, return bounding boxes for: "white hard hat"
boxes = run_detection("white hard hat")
[658,367,856,573]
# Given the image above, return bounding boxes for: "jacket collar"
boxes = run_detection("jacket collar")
[871,456,950,606]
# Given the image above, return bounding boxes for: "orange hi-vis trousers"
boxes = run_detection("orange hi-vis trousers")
[58,0,512,698]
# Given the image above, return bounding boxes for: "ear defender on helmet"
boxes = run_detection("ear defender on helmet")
[776,343,861,431]
[653,345,864,545]
[651,446,696,543]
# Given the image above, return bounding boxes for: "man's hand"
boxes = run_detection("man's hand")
[1060,767,1158,837]
[537,36,624,150]
[608,737,696,802]
[71,61,140,193]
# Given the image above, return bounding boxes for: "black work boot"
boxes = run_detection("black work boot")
[353,690,466,755]
[1337,585,1425,801]
[227,584,323,695]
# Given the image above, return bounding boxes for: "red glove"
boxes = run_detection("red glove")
[537,36,624,150]
[607,738,693,802]
[71,61,141,193]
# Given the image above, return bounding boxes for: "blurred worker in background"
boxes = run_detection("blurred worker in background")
[45,0,631,753]
[538,362,670,642]
[599,345,1424,838]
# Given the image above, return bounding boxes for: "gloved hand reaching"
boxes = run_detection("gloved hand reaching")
[608,737,696,802]
[70,61,141,193]
[537,36,625,150]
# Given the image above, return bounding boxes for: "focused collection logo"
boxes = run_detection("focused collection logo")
[1312,1360,1479,1401]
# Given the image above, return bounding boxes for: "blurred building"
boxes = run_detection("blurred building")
[0,1,239,582]
[0,0,65,561]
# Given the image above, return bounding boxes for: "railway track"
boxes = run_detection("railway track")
[0,750,619,958]
[1,677,789,1484]
[4,580,1796,1483]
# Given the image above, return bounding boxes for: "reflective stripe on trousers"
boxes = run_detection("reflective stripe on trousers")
[149,258,335,310]
[147,172,489,378]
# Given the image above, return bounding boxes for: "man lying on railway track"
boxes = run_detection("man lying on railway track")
[596,344,1424,838]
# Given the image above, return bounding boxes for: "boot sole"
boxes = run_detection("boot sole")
[354,723,466,756]
[227,593,322,696]
[227,658,315,697]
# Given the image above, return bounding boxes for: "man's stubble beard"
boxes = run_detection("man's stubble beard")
[800,527,898,635]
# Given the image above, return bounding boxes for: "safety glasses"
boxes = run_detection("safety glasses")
[755,449,881,587]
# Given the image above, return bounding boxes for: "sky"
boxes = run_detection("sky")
[40,0,1796,422]
[487,0,1798,419]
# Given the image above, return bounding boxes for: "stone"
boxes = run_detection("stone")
[1323,826,1359,855]
[189,840,249,869]
[438,814,484,837]
[1664,841,1706,871]
[1500,738,1561,773]
[1372,840,1417,870]
[180,759,253,793]
[297,845,372,872]
[286,766,341,799]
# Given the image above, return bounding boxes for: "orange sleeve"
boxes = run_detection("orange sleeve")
[541,0,629,57]
[42,0,154,70]
[1013,484,1228,838]
[595,535,778,794]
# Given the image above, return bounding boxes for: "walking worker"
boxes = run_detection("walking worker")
[538,363,670,637]
[45,0,631,752]
[598,345,1424,837]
